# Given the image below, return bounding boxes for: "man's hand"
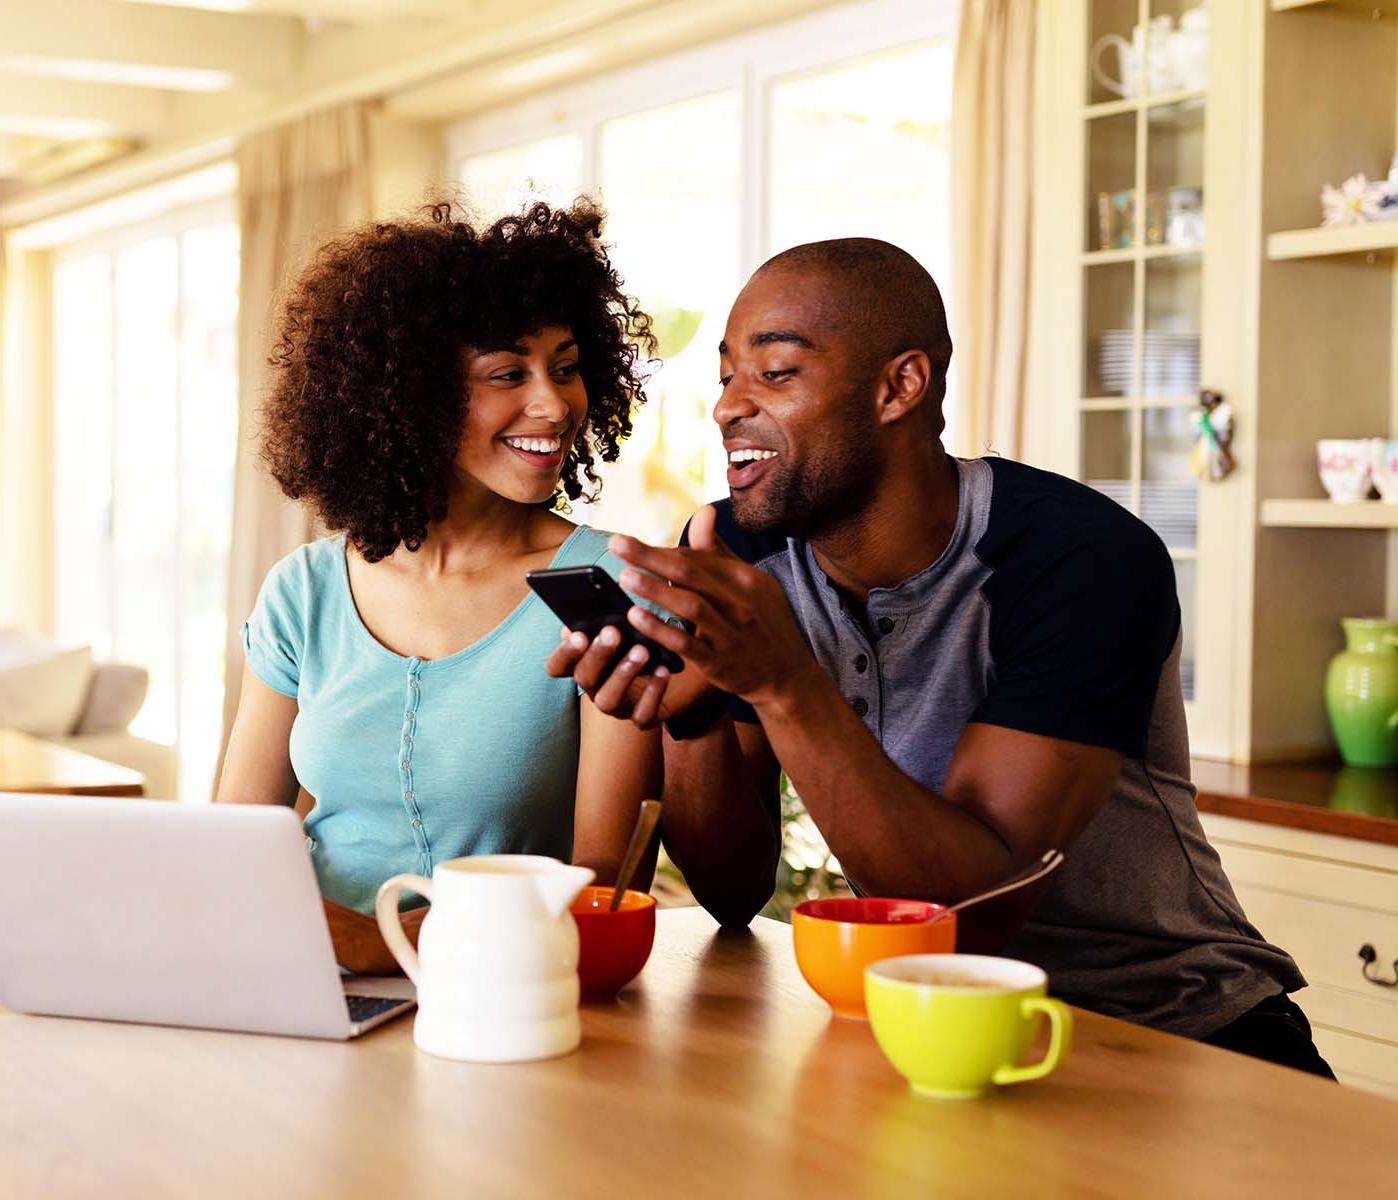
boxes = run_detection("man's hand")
[607,505,820,708]
[323,898,425,976]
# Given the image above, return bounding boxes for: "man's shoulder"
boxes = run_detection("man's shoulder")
[683,499,789,568]
[976,456,1171,577]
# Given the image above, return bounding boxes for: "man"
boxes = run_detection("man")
[548,238,1331,1077]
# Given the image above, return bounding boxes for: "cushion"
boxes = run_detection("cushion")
[0,643,93,736]
[75,662,149,735]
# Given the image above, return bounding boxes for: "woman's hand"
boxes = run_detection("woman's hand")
[322,898,426,976]
[545,625,717,728]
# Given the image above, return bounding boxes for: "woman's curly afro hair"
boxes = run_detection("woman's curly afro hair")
[259,198,655,562]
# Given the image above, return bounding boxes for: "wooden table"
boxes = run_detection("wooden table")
[0,728,144,796]
[1,909,1393,1198]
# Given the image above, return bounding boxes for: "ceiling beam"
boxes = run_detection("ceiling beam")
[0,0,303,91]
[0,74,170,139]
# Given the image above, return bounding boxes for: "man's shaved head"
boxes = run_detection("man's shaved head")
[755,238,952,413]
[716,237,953,536]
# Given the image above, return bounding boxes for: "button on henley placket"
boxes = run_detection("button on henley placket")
[400,658,431,871]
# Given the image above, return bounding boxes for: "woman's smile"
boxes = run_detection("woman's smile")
[501,433,567,470]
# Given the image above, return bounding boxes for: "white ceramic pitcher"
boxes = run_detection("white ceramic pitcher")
[376,855,595,1063]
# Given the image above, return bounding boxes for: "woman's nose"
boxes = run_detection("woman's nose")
[524,378,571,422]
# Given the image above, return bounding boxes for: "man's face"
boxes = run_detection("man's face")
[716,267,881,536]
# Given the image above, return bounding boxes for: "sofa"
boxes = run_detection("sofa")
[0,629,178,799]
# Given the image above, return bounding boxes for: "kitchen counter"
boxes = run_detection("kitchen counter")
[1192,757,1398,847]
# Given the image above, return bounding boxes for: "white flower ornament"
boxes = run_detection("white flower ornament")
[1322,174,1383,228]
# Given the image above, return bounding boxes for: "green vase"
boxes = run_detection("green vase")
[1324,619,1398,768]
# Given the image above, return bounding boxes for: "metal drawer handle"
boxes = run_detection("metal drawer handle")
[1358,944,1398,988]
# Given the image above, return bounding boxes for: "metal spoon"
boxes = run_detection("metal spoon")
[929,849,1065,922]
[610,799,663,911]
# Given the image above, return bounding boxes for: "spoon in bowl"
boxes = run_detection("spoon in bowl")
[929,849,1065,923]
[610,799,663,911]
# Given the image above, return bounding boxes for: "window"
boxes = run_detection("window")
[447,0,957,541]
[52,200,239,802]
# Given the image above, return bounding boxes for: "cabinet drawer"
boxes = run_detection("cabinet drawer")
[1209,840,1398,912]
[1229,882,1398,1043]
[1311,1025,1398,1099]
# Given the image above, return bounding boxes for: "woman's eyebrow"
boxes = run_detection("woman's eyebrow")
[552,337,578,354]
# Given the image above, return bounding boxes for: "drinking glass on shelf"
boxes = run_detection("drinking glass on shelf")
[1097,190,1135,250]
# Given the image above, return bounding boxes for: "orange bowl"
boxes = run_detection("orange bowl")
[571,886,657,1001]
[792,898,956,1019]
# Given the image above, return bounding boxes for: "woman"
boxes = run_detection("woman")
[218,200,665,973]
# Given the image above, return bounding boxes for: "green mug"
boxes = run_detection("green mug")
[865,954,1073,1100]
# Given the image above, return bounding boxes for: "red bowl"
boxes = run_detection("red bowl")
[571,886,657,1001]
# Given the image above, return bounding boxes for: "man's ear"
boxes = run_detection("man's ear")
[875,350,933,426]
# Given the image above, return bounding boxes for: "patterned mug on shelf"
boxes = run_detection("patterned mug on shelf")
[1316,439,1373,503]
[1369,439,1398,502]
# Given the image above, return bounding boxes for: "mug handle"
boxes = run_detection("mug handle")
[1090,34,1131,98]
[993,997,1074,1087]
[375,873,433,986]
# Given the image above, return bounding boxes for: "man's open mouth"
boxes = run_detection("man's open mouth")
[727,448,777,490]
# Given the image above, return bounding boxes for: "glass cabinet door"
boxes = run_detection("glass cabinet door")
[1082,0,1208,698]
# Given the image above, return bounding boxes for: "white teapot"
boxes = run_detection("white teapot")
[377,854,595,1062]
[1091,6,1208,100]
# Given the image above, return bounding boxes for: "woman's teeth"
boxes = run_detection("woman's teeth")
[729,449,777,464]
[505,437,562,454]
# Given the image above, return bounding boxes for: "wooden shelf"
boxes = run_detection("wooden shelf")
[1081,394,1197,409]
[1083,242,1203,266]
[1085,89,1207,120]
[1271,0,1398,16]
[1261,499,1398,528]
[1268,221,1398,260]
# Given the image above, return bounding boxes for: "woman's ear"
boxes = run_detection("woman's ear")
[876,350,933,426]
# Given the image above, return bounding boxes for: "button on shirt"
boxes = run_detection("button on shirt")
[241,525,631,914]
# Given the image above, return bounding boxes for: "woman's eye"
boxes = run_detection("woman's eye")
[762,368,795,382]
[718,374,733,388]
[552,361,581,379]
[490,368,525,383]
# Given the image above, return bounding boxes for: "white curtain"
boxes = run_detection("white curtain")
[216,103,373,786]
[951,0,1036,459]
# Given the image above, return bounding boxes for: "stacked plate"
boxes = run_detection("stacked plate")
[1097,330,1200,397]
[1085,480,1197,551]
[1140,481,1198,550]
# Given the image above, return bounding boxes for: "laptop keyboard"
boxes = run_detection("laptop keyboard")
[345,994,410,1024]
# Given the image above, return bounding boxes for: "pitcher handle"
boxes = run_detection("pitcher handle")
[375,873,433,986]
[1090,34,1131,98]
[993,997,1074,1087]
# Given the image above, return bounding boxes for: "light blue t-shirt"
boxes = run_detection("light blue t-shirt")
[241,525,628,914]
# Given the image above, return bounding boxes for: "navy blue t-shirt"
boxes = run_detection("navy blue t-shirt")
[684,456,1304,1038]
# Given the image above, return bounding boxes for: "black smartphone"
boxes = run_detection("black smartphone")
[526,565,684,675]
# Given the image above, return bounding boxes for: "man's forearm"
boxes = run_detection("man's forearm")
[661,717,781,928]
[751,666,1014,902]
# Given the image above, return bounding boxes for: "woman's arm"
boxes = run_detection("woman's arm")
[217,663,424,973]
[216,664,300,806]
[573,699,663,888]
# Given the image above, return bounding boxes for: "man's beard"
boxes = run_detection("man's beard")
[731,431,881,540]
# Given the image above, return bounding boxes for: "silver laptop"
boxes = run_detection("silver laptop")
[0,793,415,1039]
